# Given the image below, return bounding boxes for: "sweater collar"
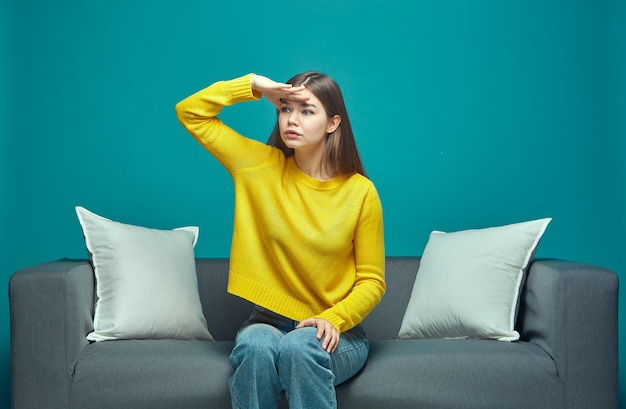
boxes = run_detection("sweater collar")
[287,157,349,190]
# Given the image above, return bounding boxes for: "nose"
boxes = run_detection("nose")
[287,110,298,125]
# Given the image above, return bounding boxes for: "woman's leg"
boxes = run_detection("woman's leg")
[278,325,369,409]
[330,324,369,386]
[229,323,284,409]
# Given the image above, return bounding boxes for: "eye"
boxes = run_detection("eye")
[280,106,291,113]
[302,109,314,115]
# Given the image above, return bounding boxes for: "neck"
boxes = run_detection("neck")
[293,151,336,181]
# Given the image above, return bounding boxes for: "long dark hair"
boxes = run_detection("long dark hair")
[267,72,367,177]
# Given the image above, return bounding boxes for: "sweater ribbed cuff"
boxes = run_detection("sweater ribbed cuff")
[314,311,346,333]
[230,73,261,102]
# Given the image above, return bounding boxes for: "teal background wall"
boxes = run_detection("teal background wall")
[2,0,624,406]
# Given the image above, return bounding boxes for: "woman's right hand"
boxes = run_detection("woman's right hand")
[251,75,308,110]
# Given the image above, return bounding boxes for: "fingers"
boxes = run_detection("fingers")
[296,318,339,353]
[263,87,308,110]
[319,322,339,353]
[275,84,309,102]
[295,318,315,329]
[251,75,306,97]
[276,83,304,92]
[251,75,310,110]
[281,84,306,94]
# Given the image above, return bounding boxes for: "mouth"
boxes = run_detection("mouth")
[284,130,301,139]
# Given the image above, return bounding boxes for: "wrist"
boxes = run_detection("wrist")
[250,74,257,91]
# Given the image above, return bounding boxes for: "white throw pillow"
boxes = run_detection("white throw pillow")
[398,218,551,342]
[76,206,213,342]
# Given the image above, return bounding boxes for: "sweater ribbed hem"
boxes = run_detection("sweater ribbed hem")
[228,270,320,323]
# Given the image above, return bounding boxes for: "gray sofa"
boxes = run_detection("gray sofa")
[10,257,618,409]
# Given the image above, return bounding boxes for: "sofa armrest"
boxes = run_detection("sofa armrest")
[9,259,94,409]
[519,259,619,409]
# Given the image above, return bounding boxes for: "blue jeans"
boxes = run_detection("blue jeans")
[229,306,369,409]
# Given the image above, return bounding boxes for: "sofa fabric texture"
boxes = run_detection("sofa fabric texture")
[9,257,618,409]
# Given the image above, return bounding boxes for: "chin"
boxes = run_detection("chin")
[281,139,298,150]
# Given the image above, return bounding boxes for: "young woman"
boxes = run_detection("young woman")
[176,72,385,409]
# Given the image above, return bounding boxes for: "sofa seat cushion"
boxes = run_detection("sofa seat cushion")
[336,339,562,409]
[70,338,562,409]
[71,340,234,409]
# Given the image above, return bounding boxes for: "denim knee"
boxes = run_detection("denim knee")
[229,323,284,409]
[277,327,335,406]
[279,327,332,368]
[229,323,282,368]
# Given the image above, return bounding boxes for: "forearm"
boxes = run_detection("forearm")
[175,74,260,146]
[317,272,385,332]
[175,74,272,172]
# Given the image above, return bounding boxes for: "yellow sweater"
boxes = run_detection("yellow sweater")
[175,74,385,332]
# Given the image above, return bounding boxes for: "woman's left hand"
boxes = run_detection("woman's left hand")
[296,318,340,353]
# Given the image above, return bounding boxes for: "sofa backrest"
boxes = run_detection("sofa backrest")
[362,257,420,340]
[195,259,250,341]
[194,257,421,341]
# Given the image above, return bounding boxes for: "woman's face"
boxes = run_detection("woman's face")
[278,89,340,154]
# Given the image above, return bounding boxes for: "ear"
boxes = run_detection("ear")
[327,115,341,133]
